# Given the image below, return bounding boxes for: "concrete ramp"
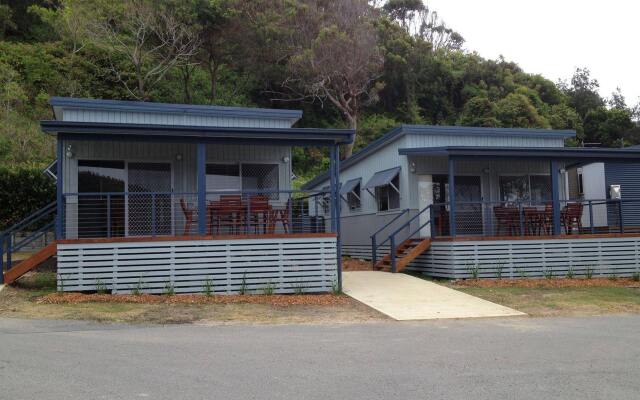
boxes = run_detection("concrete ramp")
[343,271,525,321]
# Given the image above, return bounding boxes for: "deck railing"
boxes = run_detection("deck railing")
[434,198,638,238]
[60,189,334,240]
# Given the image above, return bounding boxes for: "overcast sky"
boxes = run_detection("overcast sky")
[426,0,639,107]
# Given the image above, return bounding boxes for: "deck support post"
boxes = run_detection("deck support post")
[329,144,342,289]
[197,142,207,235]
[448,157,456,237]
[56,136,63,240]
[550,160,561,235]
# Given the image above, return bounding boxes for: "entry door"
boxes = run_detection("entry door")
[417,175,433,237]
[127,162,173,236]
[455,176,483,235]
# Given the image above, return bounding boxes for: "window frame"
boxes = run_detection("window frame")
[346,182,362,211]
[205,162,280,193]
[375,174,400,212]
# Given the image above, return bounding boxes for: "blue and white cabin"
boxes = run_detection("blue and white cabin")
[303,125,640,279]
[1,97,354,294]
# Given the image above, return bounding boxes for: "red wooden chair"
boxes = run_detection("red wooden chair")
[269,198,292,234]
[248,195,271,234]
[179,198,195,236]
[562,202,584,234]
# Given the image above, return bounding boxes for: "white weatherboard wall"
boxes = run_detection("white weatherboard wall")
[57,236,337,294]
[407,236,640,279]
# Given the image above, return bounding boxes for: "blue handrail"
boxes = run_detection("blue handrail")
[1,202,57,282]
[370,209,409,265]
[371,204,433,271]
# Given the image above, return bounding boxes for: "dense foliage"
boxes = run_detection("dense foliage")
[0,0,638,183]
[0,166,56,228]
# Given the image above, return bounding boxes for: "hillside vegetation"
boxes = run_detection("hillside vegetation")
[1,0,638,181]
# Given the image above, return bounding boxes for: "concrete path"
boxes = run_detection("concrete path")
[342,271,525,320]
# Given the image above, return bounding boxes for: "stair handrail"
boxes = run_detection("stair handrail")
[1,201,57,281]
[371,204,434,271]
[370,208,410,265]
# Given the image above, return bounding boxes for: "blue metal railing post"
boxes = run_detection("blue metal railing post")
[55,138,63,239]
[518,201,524,236]
[390,235,396,273]
[550,160,561,235]
[151,193,157,237]
[618,200,624,233]
[429,204,435,238]
[246,196,251,234]
[107,194,112,238]
[589,200,594,234]
[371,235,377,266]
[197,143,207,235]
[448,157,457,237]
[0,235,4,283]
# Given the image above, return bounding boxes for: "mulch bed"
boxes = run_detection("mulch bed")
[452,277,640,289]
[343,258,373,271]
[37,292,351,306]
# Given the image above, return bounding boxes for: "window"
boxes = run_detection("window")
[347,182,361,211]
[577,169,584,195]
[206,163,279,194]
[376,174,400,211]
[77,160,125,238]
[499,175,551,203]
[206,164,241,191]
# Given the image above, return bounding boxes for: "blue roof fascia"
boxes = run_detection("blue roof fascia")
[398,146,640,159]
[41,121,354,144]
[402,125,575,138]
[49,97,303,122]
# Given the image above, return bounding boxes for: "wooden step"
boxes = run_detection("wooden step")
[3,242,57,284]
[373,238,432,272]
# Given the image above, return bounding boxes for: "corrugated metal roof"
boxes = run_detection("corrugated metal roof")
[49,97,302,122]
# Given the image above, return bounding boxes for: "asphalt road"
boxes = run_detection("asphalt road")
[1,316,639,400]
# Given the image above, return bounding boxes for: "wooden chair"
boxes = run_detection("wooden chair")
[523,207,540,235]
[562,202,584,234]
[213,196,245,234]
[539,204,554,235]
[269,198,292,234]
[248,195,271,234]
[494,206,519,236]
[179,198,195,236]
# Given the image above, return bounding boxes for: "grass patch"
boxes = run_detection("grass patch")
[451,285,640,317]
[0,272,387,325]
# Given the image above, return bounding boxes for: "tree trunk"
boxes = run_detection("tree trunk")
[208,59,219,104]
[182,66,193,103]
[343,112,357,159]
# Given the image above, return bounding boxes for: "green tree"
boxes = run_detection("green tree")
[495,93,549,128]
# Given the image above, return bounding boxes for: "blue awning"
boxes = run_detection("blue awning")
[364,167,400,189]
[339,178,361,195]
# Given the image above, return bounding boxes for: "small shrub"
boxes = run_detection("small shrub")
[331,280,342,295]
[468,264,480,280]
[57,273,67,293]
[203,278,214,296]
[566,267,575,279]
[516,267,526,279]
[131,277,146,295]
[585,266,594,279]
[543,268,553,279]
[95,279,108,294]
[608,273,618,281]
[495,263,504,280]
[239,272,248,295]
[632,272,640,282]
[164,282,175,296]
[262,281,275,295]
[291,282,306,295]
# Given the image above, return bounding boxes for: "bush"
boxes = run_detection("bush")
[0,165,55,229]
